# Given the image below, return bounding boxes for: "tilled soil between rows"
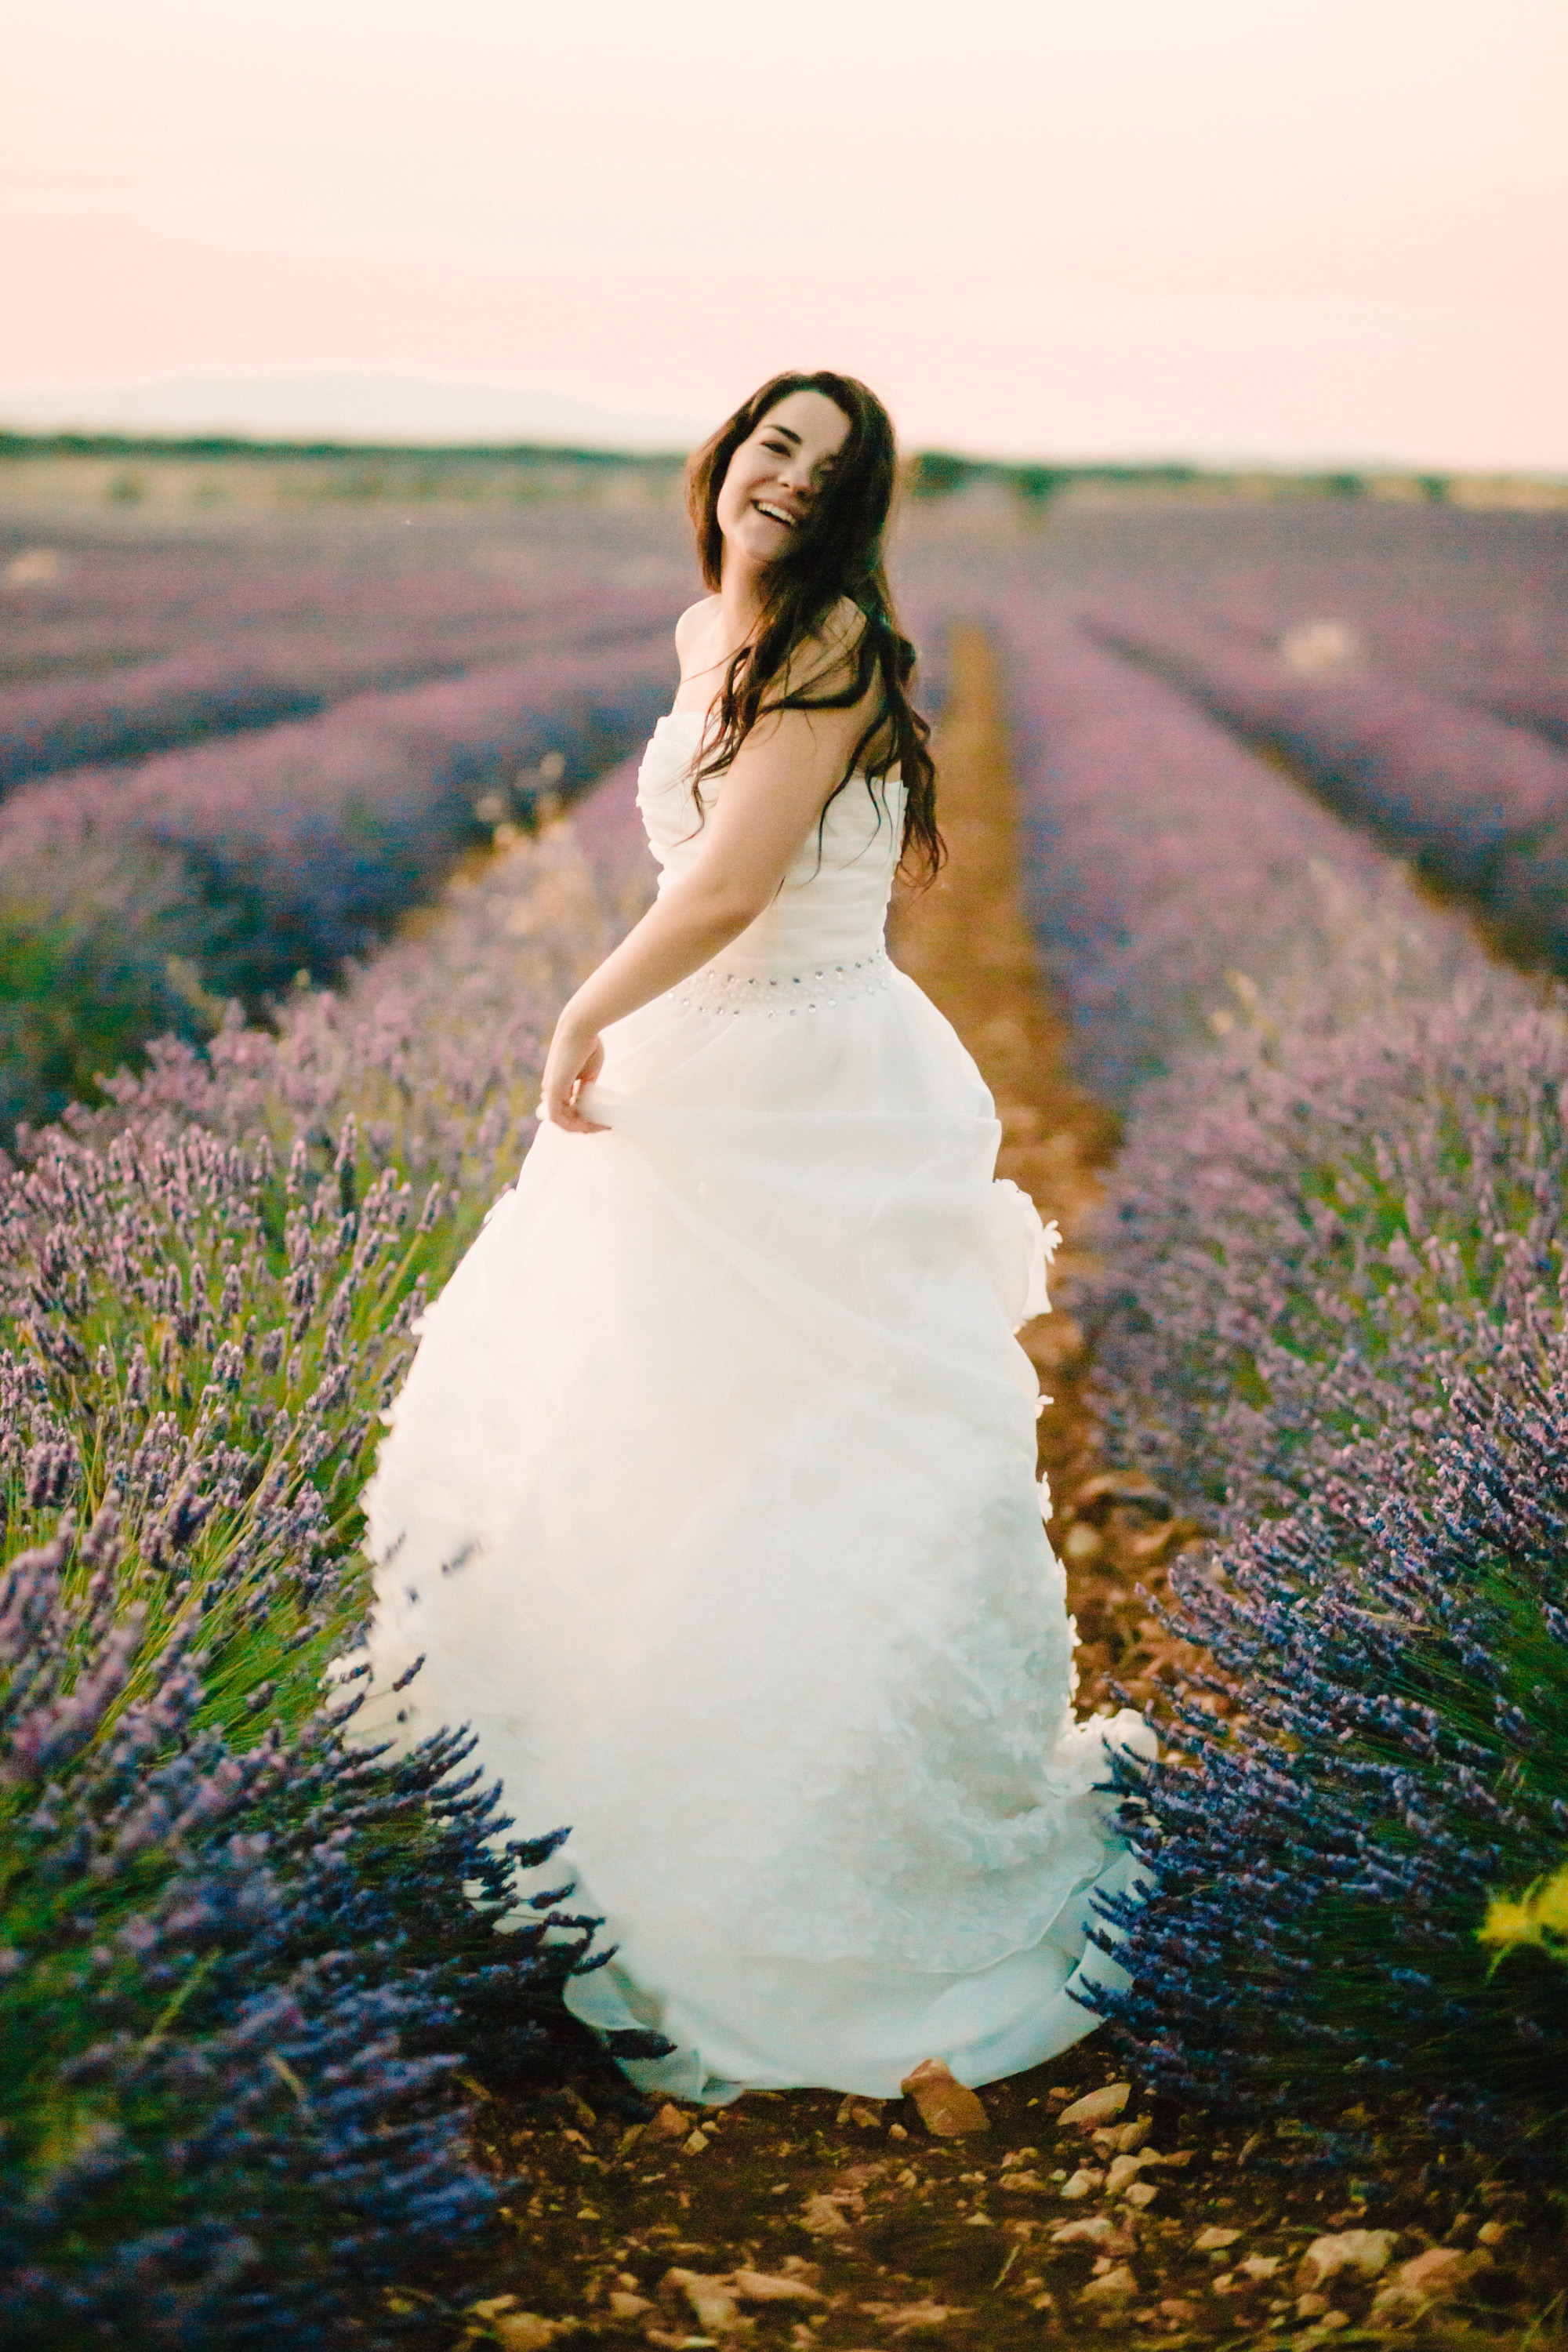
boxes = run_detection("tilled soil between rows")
[890,623,1202,1717]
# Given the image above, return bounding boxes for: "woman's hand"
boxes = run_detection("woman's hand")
[541,1011,608,1134]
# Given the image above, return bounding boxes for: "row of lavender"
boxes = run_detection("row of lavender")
[0,515,693,782]
[985,586,1567,2148]
[0,627,681,1136]
[0,779,659,2343]
[1084,607,1568,973]
[1145,500,1568,753]
[1006,498,1568,753]
[0,581,670,787]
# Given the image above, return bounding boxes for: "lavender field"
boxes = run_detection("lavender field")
[0,499,694,1129]
[2,475,1567,2338]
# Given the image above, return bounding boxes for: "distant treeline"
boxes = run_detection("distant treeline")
[902,448,1540,506]
[0,428,688,470]
[5,427,1562,510]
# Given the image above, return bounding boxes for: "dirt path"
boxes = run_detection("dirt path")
[891,624,1196,1715]
[432,634,1545,2352]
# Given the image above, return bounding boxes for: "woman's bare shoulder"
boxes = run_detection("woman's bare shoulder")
[675,594,722,652]
[789,594,872,699]
[814,593,869,653]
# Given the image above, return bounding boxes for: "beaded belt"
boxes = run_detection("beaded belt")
[670,949,894,1018]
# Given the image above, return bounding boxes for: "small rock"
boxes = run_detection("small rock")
[859,2299,963,2331]
[1073,1472,1173,1521]
[1111,2118,1154,2154]
[1053,2211,1114,2249]
[1238,2255,1282,2281]
[607,2292,652,2321]
[1295,2292,1331,2318]
[1061,2168,1105,2200]
[901,2056,989,2136]
[1298,2228,1397,2290]
[1064,1522,1103,1563]
[683,2128,710,2154]
[1052,2215,1117,2248]
[1080,2263,1139,2308]
[654,2102,689,2140]
[1476,2220,1510,2246]
[490,2320,561,2352]
[1369,2284,1428,2328]
[1125,2181,1160,2209]
[1057,2082,1131,2131]
[1304,2316,1350,2338]
[467,2302,564,2348]
[1105,2154,1143,2194]
[730,2271,826,2304]
[835,2093,886,2128]
[667,2270,743,2334]
[1193,2226,1243,2253]
[1393,2245,1475,2301]
[996,2169,1051,2192]
[1158,2299,1198,2325]
[800,2193,853,2238]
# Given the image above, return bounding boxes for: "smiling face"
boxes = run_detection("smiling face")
[713,387,853,577]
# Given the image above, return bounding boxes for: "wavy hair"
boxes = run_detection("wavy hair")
[685,370,942,883]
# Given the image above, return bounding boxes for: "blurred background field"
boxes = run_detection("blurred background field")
[3,434,1563,1134]
[5,440,1568,2341]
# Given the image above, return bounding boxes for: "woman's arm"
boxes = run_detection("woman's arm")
[541,672,876,1132]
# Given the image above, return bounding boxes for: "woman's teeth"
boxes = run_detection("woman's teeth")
[754,501,795,527]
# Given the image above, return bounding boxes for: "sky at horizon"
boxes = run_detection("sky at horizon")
[2,0,1565,467]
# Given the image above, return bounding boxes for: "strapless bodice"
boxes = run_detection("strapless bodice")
[636,710,905,977]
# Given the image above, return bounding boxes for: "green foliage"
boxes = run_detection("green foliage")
[907,451,974,500]
[0,890,205,1137]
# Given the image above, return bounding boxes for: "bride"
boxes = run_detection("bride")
[356,370,1152,2103]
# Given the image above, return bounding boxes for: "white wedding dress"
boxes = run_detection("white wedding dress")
[354,709,1152,2103]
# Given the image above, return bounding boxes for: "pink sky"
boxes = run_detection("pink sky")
[2,0,1565,466]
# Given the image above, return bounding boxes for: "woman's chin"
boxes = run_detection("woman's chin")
[723,521,790,572]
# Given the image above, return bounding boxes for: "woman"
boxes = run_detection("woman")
[356,371,1151,2103]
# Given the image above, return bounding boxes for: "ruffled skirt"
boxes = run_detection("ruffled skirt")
[354,951,1151,2100]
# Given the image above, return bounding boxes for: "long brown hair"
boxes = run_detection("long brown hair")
[685,370,942,884]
